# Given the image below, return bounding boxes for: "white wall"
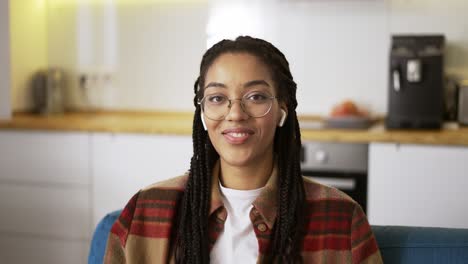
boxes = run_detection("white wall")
[9,0,49,113]
[11,0,468,116]
[270,1,389,115]
[0,0,11,120]
[44,1,208,112]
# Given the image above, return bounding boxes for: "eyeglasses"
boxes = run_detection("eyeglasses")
[198,92,277,121]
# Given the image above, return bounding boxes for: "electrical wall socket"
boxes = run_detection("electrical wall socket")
[78,67,115,110]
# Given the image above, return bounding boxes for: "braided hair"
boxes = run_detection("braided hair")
[173,36,305,263]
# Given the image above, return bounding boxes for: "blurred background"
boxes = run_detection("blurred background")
[1,0,468,263]
[6,0,468,116]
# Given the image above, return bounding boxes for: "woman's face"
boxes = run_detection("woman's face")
[202,52,285,168]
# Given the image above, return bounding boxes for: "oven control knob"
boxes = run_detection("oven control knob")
[315,149,328,164]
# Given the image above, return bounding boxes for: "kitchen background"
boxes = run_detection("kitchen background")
[5,0,468,117]
[1,0,468,263]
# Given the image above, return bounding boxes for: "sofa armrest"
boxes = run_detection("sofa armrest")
[372,225,468,264]
[88,210,123,264]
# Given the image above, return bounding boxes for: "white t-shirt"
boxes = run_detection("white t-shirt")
[210,182,265,264]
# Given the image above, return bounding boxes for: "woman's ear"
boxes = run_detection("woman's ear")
[201,112,208,131]
[278,109,287,127]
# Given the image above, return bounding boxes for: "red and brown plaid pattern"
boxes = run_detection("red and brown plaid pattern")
[105,164,382,263]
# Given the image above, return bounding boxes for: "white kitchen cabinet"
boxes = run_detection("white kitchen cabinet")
[0,131,90,185]
[0,129,193,262]
[368,142,468,228]
[0,131,91,263]
[0,184,90,239]
[91,133,192,226]
[0,235,88,264]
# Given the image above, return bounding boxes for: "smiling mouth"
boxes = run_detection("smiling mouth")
[222,129,254,144]
[226,132,250,138]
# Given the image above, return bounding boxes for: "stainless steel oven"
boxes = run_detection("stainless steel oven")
[301,142,368,212]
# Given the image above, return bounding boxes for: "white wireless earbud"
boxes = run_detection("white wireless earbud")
[201,112,208,131]
[278,109,287,127]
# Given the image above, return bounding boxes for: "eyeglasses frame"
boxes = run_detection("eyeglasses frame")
[197,94,278,121]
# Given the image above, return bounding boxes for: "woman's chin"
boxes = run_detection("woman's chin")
[219,153,255,168]
[215,144,274,169]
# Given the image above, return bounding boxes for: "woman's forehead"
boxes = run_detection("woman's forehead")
[204,52,275,92]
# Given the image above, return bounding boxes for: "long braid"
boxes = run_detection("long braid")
[262,37,305,262]
[174,78,217,263]
[174,36,305,263]
[270,106,305,263]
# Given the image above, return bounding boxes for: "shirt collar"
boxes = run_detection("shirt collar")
[209,160,278,229]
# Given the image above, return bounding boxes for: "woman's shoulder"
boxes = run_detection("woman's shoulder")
[109,174,190,251]
[135,173,190,200]
[301,176,366,229]
[301,176,381,263]
[141,173,189,191]
[302,176,356,205]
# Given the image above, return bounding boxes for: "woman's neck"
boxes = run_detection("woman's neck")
[219,155,274,190]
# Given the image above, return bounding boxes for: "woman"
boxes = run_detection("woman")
[104,36,382,263]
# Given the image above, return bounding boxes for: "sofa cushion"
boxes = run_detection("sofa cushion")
[372,225,468,264]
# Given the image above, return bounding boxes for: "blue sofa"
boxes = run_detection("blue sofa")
[89,210,468,264]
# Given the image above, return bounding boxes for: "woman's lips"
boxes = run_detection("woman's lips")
[222,128,254,145]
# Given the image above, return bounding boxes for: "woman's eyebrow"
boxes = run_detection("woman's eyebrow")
[243,80,270,88]
[204,82,226,89]
[204,80,270,90]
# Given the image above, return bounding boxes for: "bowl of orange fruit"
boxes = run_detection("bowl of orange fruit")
[325,100,373,129]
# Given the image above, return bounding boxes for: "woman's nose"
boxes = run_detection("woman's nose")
[226,99,249,121]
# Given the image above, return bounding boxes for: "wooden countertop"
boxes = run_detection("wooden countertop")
[0,111,195,135]
[1,111,468,146]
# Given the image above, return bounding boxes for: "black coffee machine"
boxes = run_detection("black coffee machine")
[386,35,445,129]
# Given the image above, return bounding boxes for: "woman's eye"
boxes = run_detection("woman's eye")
[207,95,227,104]
[246,93,268,103]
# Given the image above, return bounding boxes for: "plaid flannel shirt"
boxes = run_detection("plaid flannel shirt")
[105,162,382,263]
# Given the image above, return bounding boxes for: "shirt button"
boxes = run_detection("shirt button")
[257,223,267,232]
